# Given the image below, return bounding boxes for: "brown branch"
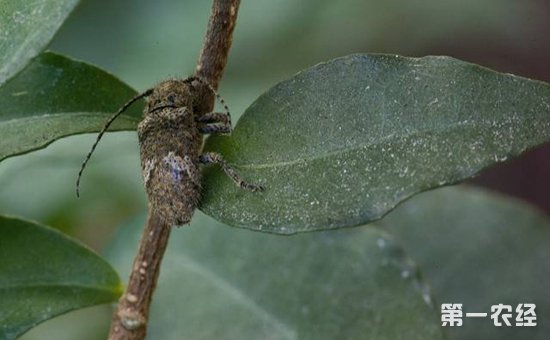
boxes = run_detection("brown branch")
[108,1,241,339]
[195,0,241,91]
[108,212,168,339]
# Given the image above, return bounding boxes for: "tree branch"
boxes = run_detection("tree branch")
[195,0,241,91]
[108,212,167,340]
[108,1,241,339]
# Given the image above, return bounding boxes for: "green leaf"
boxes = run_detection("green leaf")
[0,215,122,340]
[18,305,112,340]
[201,54,550,233]
[106,214,444,340]
[382,186,550,340]
[0,51,142,162]
[0,0,79,86]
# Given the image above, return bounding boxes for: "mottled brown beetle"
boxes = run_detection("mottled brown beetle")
[77,76,263,226]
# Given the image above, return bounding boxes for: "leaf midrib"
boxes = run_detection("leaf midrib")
[232,117,535,169]
[0,111,141,124]
[0,282,119,293]
[172,253,298,340]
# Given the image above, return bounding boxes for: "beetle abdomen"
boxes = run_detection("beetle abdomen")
[138,106,202,226]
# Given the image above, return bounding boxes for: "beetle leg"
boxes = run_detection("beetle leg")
[198,122,232,134]
[199,152,264,192]
[196,112,231,124]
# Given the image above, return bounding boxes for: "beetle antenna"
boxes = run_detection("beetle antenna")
[196,78,232,127]
[76,89,153,197]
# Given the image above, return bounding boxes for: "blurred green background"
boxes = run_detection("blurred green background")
[1,0,548,338]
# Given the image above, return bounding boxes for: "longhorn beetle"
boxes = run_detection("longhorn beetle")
[77,76,263,226]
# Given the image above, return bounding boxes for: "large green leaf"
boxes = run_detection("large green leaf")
[0,215,122,340]
[0,51,143,162]
[382,186,550,340]
[106,214,444,340]
[0,0,79,86]
[201,54,550,233]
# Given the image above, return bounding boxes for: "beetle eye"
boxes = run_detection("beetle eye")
[167,94,175,103]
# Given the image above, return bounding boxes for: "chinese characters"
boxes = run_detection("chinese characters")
[441,303,536,327]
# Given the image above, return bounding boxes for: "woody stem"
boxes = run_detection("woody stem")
[195,0,241,91]
[107,1,241,339]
